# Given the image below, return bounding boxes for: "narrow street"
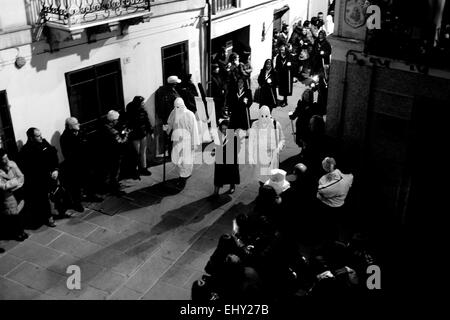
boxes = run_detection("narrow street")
[0,81,307,300]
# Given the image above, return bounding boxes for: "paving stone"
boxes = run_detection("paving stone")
[7,262,65,292]
[124,236,162,262]
[108,286,142,300]
[76,286,109,300]
[48,234,102,258]
[183,270,205,289]
[55,218,98,238]
[141,281,191,300]
[173,249,211,271]
[47,254,81,275]
[107,252,145,276]
[159,264,199,288]
[124,252,174,293]
[0,277,42,300]
[83,212,134,233]
[0,240,21,252]
[88,269,127,294]
[85,227,126,248]
[8,241,63,268]
[118,207,158,224]
[28,228,62,246]
[189,235,220,255]
[109,229,153,252]
[0,254,23,276]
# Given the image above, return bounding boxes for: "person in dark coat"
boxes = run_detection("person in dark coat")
[101,110,129,194]
[155,75,181,156]
[311,30,332,74]
[213,119,240,196]
[228,78,253,131]
[211,63,227,122]
[213,47,229,81]
[289,88,316,149]
[227,52,241,92]
[257,59,278,112]
[19,127,59,228]
[274,45,294,107]
[60,117,98,213]
[178,75,198,115]
[125,96,153,177]
[239,53,253,89]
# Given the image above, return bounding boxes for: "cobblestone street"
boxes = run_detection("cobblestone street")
[0,82,306,300]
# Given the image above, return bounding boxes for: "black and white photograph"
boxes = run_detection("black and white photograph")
[0,0,446,311]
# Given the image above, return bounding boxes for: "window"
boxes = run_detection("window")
[65,59,124,134]
[0,90,18,158]
[161,41,189,83]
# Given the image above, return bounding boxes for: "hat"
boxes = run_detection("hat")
[264,169,290,195]
[107,110,120,121]
[167,75,181,84]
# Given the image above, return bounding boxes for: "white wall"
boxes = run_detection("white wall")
[0,9,203,151]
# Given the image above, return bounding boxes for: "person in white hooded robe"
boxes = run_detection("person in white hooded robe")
[164,97,200,186]
[249,106,285,184]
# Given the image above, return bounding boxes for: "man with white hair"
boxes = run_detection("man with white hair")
[164,97,200,188]
[102,110,129,194]
[317,157,353,208]
[249,106,285,184]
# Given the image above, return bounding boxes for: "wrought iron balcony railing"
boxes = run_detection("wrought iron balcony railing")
[211,0,240,15]
[40,0,152,29]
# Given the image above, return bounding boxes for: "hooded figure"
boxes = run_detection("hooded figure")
[166,97,200,181]
[249,106,285,183]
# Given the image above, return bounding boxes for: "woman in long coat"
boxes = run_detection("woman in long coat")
[274,45,294,107]
[228,78,253,131]
[257,59,278,112]
[213,119,240,195]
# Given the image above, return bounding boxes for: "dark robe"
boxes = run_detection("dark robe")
[311,38,332,73]
[214,134,240,187]
[19,139,59,227]
[289,99,317,147]
[257,68,278,111]
[228,87,253,130]
[274,54,294,97]
[211,72,227,121]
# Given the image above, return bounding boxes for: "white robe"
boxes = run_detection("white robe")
[249,119,285,183]
[167,105,200,178]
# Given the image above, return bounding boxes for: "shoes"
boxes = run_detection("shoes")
[139,168,152,176]
[47,217,56,228]
[15,232,29,242]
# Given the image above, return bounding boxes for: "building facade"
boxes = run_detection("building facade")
[0,0,328,160]
[326,0,450,237]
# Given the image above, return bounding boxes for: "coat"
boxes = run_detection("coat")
[0,161,24,216]
[257,68,278,110]
[274,54,294,96]
[228,88,253,130]
[126,105,153,140]
[214,134,240,187]
[155,85,180,124]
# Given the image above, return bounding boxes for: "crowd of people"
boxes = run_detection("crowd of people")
[0,95,157,244]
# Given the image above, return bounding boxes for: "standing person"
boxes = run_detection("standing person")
[240,53,253,89]
[228,78,253,132]
[164,97,200,188]
[60,117,97,213]
[227,52,241,90]
[312,30,332,74]
[19,127,59,228]
[277,24,289,48]
[155,75,181,156]
[213,47,229,81]
[289,88,316,150]
[125,96,153,177]
[249,106,285,185]
[0,149,28,241]
[213,119,240,196]
[101,110,129,195]
[257,59,278,112]
[274,44,294,107]
[178,74,199,115]
[211,63,227,122]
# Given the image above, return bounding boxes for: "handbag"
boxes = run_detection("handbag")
[253,86,261,104]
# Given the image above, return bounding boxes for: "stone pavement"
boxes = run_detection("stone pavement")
[0,82,307,300]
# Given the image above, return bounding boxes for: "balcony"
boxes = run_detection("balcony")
[211,0,240,15]
[39,0,152,42]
